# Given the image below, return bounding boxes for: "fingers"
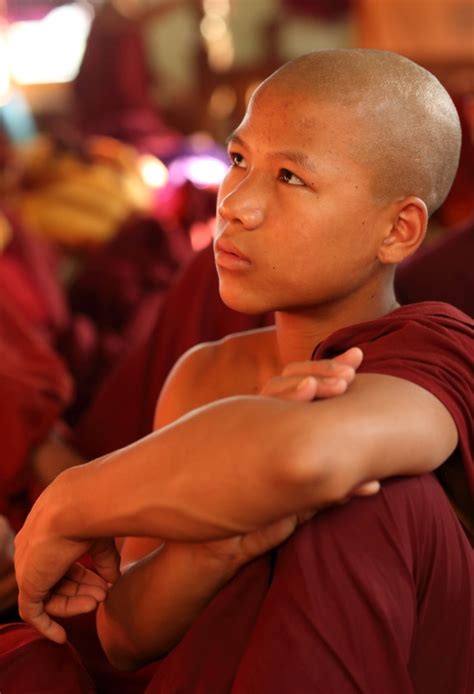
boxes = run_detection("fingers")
[351,480,381,497]
[337,480,381,506]
[40,564,108,620]
[262,348,364,402]
[90,539,121,584]
[49,563,108,601]
[45,592,104,618]
[333,347,363,370]
[261,375,318,400]
[18,592,67,644]
[261,374,350,401]
[240,515,299,561]
[296,508,318,524]
[282,347,363,378]
[17,544,116,643]
[46,594,102,618]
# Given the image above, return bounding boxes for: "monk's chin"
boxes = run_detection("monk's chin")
[219,290,269,316]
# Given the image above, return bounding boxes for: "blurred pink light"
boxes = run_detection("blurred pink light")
[168,155,228,188]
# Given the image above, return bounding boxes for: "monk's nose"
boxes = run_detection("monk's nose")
[217,190,265,231]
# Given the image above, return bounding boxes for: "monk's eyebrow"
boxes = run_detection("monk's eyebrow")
[271,150,318,175]
[225,134,318,175]
[225,132,245,147]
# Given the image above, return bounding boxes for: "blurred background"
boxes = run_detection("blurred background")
[2,0,473,141]
[1,0,473,242]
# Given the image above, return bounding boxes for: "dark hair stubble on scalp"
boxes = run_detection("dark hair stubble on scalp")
[261,49,462,217]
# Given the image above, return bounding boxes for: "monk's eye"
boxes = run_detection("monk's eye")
[279,168,305,186]
[229,152,246,168]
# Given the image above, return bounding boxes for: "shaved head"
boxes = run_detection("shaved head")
[257,49,461,216]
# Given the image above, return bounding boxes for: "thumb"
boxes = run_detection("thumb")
[334,347,363,370]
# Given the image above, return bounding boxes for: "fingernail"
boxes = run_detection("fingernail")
[322,377,346,387]
[297,376,315,391]
[335,366,355,377]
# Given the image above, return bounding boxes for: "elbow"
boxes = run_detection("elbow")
[96,604,151,672]
[104,649,142,673]
[277,412,354,507]
[102,641,143,673]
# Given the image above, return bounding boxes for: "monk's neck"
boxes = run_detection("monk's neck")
[274,289,400,366]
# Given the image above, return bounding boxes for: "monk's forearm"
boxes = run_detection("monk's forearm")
[54,375,447,544]
[56,396,326,542]
[97,543,238,670]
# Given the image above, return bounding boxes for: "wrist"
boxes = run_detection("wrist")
[48,465,90,540]
[169,542,242,585]
[194,540,250,580]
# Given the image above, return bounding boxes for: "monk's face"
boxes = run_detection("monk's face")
[214,80,391,315]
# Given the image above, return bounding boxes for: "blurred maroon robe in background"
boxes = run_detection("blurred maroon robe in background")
[0,291,72,531]
[0,210,68,340]
[73,1,180,156]
[74,243,273,459]
[435,93,474,230]
[59,215,192,423]
[396,223,474,317]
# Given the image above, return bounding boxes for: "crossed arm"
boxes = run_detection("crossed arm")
[14,351,458,650]
[67,374,454,539]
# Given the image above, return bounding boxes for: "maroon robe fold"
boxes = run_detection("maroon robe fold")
[0,623,95,693]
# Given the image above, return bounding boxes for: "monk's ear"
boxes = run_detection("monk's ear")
[377,196,428,264]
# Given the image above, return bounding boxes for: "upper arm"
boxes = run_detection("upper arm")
[154,343,217,429]
[291,373,459,502]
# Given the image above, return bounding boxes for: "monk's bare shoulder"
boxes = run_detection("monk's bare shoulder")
[154,326,279,428]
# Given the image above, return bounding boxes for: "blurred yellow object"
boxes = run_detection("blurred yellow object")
[12,135,154,248]
[0,213,12,253]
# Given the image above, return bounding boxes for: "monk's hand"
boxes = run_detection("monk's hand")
[260,347,363,401]
[14,476,120,644]
[44,562,108,619]
[188,509,315,576]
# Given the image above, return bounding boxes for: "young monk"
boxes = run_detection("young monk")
[14,49,473,692]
